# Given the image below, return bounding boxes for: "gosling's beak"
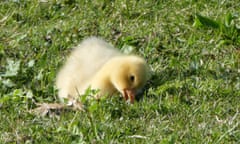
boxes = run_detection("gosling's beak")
[123,89,135,104]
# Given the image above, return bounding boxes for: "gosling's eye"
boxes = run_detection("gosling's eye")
[130,75,135,82]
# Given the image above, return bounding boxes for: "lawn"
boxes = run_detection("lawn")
[0,0,239,143]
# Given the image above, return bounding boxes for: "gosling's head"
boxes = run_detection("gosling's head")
[110,55,149,103]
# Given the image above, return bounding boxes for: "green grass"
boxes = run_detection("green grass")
[0,0,239,143]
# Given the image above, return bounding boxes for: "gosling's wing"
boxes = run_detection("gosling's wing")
[70,37,121,81]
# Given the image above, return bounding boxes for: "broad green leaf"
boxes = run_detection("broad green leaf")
[196,14,220,28]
